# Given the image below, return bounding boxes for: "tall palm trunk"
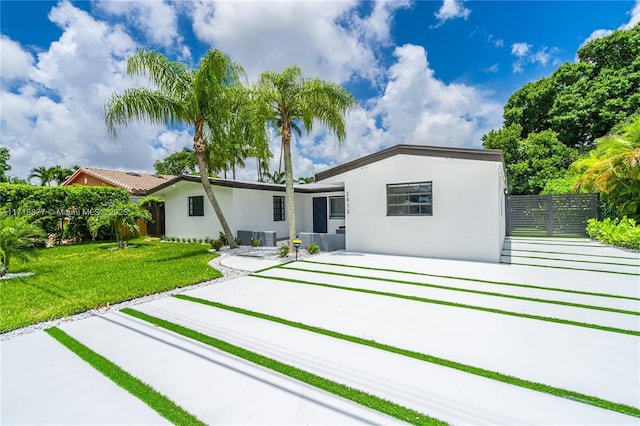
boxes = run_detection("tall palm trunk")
[193,119,238,248]
[282,122,296,252]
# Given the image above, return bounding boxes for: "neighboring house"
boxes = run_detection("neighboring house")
[63,167,175,237]
[150,144,506,263]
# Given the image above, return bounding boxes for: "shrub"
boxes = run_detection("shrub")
[218,231,228,246]
[250,238,261,248]
[306,243,320,255]
[277,244,290,258]
[586,217,640,249]
[210,239,223,250]
[88,201,152,249]
[234,237,242,246]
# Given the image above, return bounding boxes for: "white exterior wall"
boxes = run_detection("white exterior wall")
[159,181,234,240]
[232,188,291,239]
[321,155,505,263]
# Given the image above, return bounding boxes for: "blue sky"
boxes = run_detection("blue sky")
[1,0,638,182]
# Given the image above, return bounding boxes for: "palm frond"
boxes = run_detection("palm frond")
[126,48,193,96]
[104,88,187,136]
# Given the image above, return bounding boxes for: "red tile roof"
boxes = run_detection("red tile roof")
[63,167,176,195]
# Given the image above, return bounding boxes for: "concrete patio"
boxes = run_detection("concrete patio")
[2,238,638,425]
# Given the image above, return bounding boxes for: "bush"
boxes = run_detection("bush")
[250,238,261,248]
[277,244,289,258]
[218,231,228,246]
[586,217,640,249]
[306,243,320,255]
[0,214,45,276]
[210,239,223,251]
[234,237,242,246]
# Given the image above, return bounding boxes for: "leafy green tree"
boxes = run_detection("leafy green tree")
[88,201,152,249]
[265,171,285,184]
[502,25,640,149]
[105,48,250,248]
[154,148,197,175]
[0,148,10,183]
[253,66,357,250]
[572,118,640,218]
[0,214,45,276]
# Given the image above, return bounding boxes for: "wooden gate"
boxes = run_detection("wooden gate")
[506,194,599,237]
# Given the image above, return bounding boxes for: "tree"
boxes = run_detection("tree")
[0,147,10,183]
[88,201,152,249]
[0,214,45,277]
[28,166,53,186]
[253,66,357,251]
[572,118,640,218]
[265,171,285,184]
[105,48,249,248]
[297,176,315,184]
[502,25,640,149]
[154,148,197,175]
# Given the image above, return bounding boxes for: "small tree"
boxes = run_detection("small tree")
[0,214,45,277]
[88,202,152,249]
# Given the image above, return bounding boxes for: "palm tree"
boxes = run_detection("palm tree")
[104,48,249,248]
[297,176,315,184]
[573,117,640,217]
[28,166,53,186]
[88,201,152,249]
[253,66,357,251]
[50,165,75,185]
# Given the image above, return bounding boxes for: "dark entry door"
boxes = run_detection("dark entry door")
[313,197,328,233]
[146,202,166,237]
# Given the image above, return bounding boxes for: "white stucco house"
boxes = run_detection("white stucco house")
[149,144,506,263]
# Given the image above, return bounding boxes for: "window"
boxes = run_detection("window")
[329,196,345,219]
[387,182,432,216]
[188,196,204,216]
[273,196,285,221]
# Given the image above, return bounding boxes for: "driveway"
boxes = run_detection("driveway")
[2,237,639,425]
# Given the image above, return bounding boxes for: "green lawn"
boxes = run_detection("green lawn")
[0,240,221,332]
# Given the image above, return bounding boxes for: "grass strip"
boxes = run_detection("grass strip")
[121,308,444,426]
[502,254,639,268]
[503,248,640,261]
[175,294,640,419]
[45,327,205,426]
[505,240,605,248]
[299,260,640,302]
[251,274,640,337]
[280,265,639,316]
[253,260,294,274]
[500,261,640,276]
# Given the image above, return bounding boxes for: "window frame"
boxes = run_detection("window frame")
[188,196,204,217]
[273,195,285,222]
[329,196,346,219]
[386,181,433,216]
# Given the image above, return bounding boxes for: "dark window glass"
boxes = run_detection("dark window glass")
[188,196,204,217]
[329,196,345,219]
[386,182,433,216]
[273,196,285,221]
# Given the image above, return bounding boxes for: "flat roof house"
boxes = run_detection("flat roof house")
[149,144,506,263]
[316,144,506,263]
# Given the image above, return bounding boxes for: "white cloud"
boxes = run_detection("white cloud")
[0,1,188,180]
[510,42,531,57]
[95,0,186,56]
[0,36,34,80]
[487,34,504,48]
[188,0,381,83]
[510,43,558,73]
[433,0,471,26]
